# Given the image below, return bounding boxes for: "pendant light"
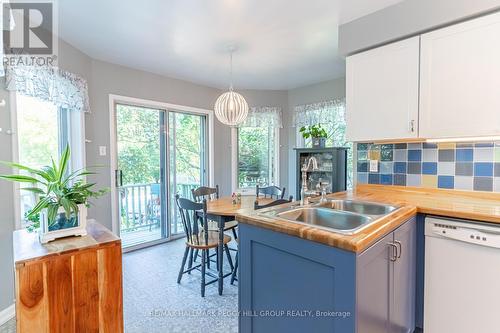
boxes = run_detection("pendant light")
[214,47,249,126]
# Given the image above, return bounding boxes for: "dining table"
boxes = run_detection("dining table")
[204,195,274,295]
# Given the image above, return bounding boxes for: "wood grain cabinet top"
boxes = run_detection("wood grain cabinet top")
[13,221,124,333]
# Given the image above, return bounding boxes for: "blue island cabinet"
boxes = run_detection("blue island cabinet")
[238,216,416,333]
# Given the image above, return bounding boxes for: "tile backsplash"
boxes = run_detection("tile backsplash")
[356,142,500,192]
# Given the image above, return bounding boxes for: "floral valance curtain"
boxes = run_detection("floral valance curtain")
[239,106,283,128]
[5,65,91,113]
[293,98,345,128]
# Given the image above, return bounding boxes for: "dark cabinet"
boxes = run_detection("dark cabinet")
[295,147,348,199]
[356,217,416,333]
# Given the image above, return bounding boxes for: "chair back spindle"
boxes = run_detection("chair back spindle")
[192,185,219,202]
[176,195,208,246]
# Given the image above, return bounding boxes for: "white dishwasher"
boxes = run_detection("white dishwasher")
[424,216,500,333]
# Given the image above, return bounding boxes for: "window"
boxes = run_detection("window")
[294,99,353,188]
[14,94,85,225]
[231,107,282,193]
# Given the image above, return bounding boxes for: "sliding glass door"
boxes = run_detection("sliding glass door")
[115,102,208,248]
[168,111,207,236]
[116,104,167,248]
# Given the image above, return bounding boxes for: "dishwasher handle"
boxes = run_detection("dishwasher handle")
[430,224,500,249]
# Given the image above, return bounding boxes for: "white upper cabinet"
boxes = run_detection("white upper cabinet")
[420,12,500,138]
[346,36,420,142]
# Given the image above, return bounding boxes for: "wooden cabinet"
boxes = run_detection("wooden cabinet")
[419,12,500,138]
[13,221,124,333]
[356,217,416,333]
[346,37,420,142]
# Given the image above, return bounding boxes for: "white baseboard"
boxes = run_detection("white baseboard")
[0,303,15,326]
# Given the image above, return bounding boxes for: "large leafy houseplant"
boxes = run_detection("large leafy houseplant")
[0,145,107,229]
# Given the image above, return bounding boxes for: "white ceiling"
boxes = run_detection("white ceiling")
[57,0,402,90]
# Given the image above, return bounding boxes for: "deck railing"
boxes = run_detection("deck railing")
[119,182,198,233]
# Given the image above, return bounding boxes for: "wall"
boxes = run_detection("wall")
[357,142,500,192]
[339,0,500,55]
[286,78,346,196]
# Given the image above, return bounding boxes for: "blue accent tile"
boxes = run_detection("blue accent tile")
[423,142,438,149]
[381,149,393,161]
[357,173,368,184]
[357,161,368,172]
[475,142,494,148]
[438,176,454,189]
[474,162,494,177]
[368,174,380,184]
[422,162,438,175]
[380,174,393,185]
[393,162,407,174]
[408,143,422,149]
[457,143,473,148]
[495,163,500,177]
[456,163,473,176]
[474,177,493,191]
[394,143,407,149]
[408,150,422,161]
[393,174,407,186]
[380,162,393,174]
[357,143,369,151]
[408,162,422,174]
[438,149,455,162]
[357,151,368,161]
[456,149,473,162]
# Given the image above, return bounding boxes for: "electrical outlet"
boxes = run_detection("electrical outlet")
[369,160,378,173]
[99,146,107,156]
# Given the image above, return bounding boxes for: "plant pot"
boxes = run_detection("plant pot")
[312,137,326,148]
[39,204,88,244]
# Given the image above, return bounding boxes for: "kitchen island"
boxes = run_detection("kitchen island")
[236,184,500,333]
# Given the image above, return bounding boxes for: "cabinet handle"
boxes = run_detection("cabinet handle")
[409,120,415,133]
[388,243,398,262]
[394,240,402,259]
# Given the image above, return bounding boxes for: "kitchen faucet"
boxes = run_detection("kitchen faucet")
[300,156,319,205]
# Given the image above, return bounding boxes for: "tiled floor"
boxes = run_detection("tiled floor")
[0,238,238,333]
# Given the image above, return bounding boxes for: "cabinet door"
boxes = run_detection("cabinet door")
[392,217,417,333]
[346,36,420,142]
[420,12,500,138]
[356,232,394,333]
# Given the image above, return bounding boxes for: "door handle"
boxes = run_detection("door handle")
[115,170,123,187]
[394,240,402,259]
[388,242,398,262]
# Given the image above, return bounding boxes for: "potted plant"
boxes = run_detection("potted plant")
[299,124,328,148]
[0,145,107,243]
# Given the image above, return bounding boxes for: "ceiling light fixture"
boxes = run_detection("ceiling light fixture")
[214,47,248,126]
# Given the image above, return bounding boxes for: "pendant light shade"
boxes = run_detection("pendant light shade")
[214,90,248,126]
[214,48,248,126]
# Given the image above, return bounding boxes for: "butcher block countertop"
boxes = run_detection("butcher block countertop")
[236,184,500,253]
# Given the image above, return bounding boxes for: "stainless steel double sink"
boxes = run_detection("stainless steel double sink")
[259,199,399,235]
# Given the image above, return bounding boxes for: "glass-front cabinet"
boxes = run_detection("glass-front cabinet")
[295,147,348,199]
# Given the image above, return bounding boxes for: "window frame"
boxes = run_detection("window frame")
[231,126,280,195]
[10,92,86,229]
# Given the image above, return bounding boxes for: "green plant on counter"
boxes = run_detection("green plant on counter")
[0,145,108,226]
[299,124,328,139]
